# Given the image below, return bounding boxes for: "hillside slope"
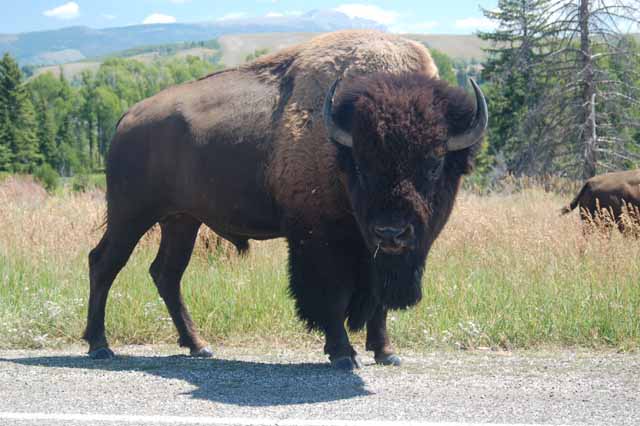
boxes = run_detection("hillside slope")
[406,34,489,61]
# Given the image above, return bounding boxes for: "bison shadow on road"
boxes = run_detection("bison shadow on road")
[1,354,371,406]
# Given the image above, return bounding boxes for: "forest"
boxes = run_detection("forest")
[0,53,222,189]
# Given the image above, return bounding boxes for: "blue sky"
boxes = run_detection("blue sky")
[1,1,499,34]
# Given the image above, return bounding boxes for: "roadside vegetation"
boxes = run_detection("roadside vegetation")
[1,176,638,352]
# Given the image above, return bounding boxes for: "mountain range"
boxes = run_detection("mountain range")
[0,10,385,65]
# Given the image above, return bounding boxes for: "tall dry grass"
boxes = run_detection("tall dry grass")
[0,175,638,351]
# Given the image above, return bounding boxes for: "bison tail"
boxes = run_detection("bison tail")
[560,205,573,216]
[234,239,250,256]
[94,211,109,232]
[560,183,589,216]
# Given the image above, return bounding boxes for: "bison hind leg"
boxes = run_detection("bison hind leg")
[84,217,155,358]
[150,215,212,357]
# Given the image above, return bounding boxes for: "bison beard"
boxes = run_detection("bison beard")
[374,252,425,310]
[346,252,425,331]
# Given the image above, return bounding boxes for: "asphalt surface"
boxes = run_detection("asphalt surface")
[0,345,638,426]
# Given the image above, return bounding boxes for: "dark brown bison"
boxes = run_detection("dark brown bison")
[83,30,487,369]
[561,170,640,232]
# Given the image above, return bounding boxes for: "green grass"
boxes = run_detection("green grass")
[0,181,639,352]
[0,242,310,350]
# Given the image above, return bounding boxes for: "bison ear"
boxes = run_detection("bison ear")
[446,78,488,152]
[323,79,354,148]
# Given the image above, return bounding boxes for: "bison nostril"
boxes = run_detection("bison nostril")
[397,224,414,242]
[374,225,413,243]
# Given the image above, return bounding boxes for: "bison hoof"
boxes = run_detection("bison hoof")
[331,355,362,371]
[88,347,115,360]
[190,346,214,358]
[375,354,401,366]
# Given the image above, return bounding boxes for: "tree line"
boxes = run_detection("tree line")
[0,53,221,177]
[2,1,639,186]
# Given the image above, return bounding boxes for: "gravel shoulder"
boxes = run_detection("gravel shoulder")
[0,345,639,425]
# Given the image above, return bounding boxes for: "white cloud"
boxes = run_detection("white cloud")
[43,2,79,20]
[143,13,177,24]
[265,11,302,18]
[169,0,190,3]
[390,21,439,34]
[217,12,247,21]
[455,17,498,31]
[334,3,400,25]
[102,14,116,20]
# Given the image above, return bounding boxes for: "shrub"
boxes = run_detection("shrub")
[71,173,90,193]
[88,173,106,191]
[71,173,107,193]
[33,164,60,193]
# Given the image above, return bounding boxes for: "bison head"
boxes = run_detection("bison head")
[323,73,487,310]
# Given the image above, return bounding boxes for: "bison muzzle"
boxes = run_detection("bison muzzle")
[82,30,487,369]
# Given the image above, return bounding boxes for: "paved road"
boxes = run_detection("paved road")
[0,345,638,426]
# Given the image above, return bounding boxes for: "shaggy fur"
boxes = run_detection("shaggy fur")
[82,30,483,366]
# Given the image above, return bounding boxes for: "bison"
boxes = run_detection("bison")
[561,170,640,233]
[83,30,487,369]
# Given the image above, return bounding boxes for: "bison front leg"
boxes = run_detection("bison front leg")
[366,305,401,366]
[287,237,362,370]
[150,215,212,357]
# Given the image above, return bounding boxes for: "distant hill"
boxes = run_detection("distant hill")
[218,33,318,67]
[30,39,221,80]
[406,34,490,61]
[0,10,384,66]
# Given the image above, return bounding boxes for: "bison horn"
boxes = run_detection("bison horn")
[446,78,488,152]
[323,79,353,148]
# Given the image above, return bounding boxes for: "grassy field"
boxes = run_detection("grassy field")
[0,176,639,352]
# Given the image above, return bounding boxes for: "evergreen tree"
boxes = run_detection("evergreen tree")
[13,96,43,172]
[0,53,23,167]
[35,96,58,166]
[479,0,555,175]
[79,71,98,169]
[55,112,76,175]
[94,86,121,164]
[0,53,44,172]
[0,108,12,171]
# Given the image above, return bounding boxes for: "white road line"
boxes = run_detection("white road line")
[0,412,574,426]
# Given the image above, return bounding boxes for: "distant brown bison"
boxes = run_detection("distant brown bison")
[83,30,487,369]
[561,170,640,231]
